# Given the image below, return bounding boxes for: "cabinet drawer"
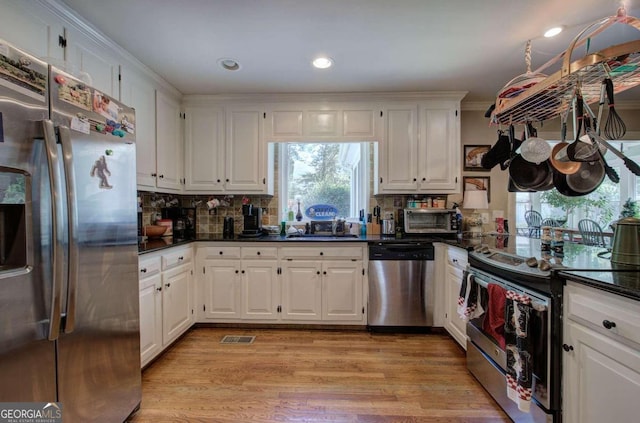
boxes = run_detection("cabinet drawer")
[565,282,640,348]
[199,246,241,259]
[241,247,278,259]
[139,255,161,279]
[447,246,468,270]
[162,247,192,270]
[280,246,363,260]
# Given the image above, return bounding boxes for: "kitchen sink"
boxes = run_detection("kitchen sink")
[286,233,360,240]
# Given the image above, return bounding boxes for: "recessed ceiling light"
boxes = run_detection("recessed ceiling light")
[218,58,241,71]
[312,57,333,69]
[544,26,563,38]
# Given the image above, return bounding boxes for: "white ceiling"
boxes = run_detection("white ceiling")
[60,0,640,103]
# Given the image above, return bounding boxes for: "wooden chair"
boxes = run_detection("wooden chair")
[578,219,607,247]
[524,210,542,238]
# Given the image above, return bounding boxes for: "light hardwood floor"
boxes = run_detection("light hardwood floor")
[129,328,509,422]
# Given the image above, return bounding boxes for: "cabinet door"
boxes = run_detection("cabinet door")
[120,67,157,189]
[418,103,460,192]
[65,27,119,98]
[563,321,640,423]
[162,264,193,346]
[0,0,64,61]
[139,273,162,367]
[444,264,466,349]
[378,105,418,192]
[184,106,225,191]
[241,260,279,320]
[225,106,266,192]
[281,261,322,321]
[202,260,241,320]
[322,261,363,322]
[156,91,183,191]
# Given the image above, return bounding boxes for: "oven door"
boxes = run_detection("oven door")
[466,267,552,414]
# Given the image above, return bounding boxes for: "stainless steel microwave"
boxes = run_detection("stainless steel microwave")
[403,209,456,234]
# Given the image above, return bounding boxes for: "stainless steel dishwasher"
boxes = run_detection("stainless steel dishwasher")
[367,242,435,330]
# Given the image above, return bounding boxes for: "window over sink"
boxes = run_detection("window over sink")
[276,142,373,221]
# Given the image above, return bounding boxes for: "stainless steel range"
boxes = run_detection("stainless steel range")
[465,237,562,423]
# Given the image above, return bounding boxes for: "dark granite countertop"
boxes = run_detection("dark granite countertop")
[139,233,640,300]
[558,270,640,301]
[138,233,447,254]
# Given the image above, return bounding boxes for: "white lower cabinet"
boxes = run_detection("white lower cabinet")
[162,263,194,345]
[442,245,468,349]
[562,282,640,423]
[138,246,194,367]
[281,261,322,321]
[197,243,366,324]
[138,256,162,367]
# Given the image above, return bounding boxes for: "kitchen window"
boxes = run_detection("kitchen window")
[515,141,640,229]
[278,142,370,221]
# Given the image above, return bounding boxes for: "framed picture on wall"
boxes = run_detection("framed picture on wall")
[463,176,490,203]
[463,145,491,171]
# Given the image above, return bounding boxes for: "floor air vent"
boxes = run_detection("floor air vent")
[220,335,255,345]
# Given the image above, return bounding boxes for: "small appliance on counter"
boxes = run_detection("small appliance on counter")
[240,204,263,237]
[161,207,196,240]
[403,208,457,235]
[610,217,640,265]
[223,216,235,238]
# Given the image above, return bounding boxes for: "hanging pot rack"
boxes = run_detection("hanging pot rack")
[492,8,640,125]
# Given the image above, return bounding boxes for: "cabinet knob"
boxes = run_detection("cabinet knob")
[413,178,417,182]
[140,268,147,273]
[178,256,184,261]
[257,251,261,255]
[602,320,617,330]
[235,270,239,274]
[323,271,327,275]
[422,177,426,181]
[159,174,164,179]
[226,179,230,182]
[219,251,223,255]
[217,179,221,183]
[320,252,324,256]
[241,270,245,274]
[562,343,574,352]
[151,173,157,177]
[156,286,162,292]
[165,283,171,288]
[317,271,321,275]
[452,259,458,263]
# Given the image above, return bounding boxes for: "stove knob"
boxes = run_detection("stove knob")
[526,257,538,268]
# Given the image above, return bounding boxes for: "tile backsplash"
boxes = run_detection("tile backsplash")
[139,191,458,236]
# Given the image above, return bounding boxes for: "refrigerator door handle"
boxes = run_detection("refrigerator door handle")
[58,125,78,334]
[42,120,64,341]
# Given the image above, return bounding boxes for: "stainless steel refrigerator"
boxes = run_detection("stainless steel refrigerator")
[0,40,141,422]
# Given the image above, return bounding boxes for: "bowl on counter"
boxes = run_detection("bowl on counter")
[144,225,168,239]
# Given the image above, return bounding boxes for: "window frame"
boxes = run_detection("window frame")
[278,141,370,222]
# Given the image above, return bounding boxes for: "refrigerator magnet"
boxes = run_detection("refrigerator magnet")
[70,114,90,134]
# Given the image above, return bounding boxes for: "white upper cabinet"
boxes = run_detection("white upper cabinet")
[64,27,120,98]
[0,0,64,61]
[225,105,271,193]
[376,97,462,194]
[265,103,378,141]
[156,91,183,191]
[418,102,460,192]
[184,106,225,192]
[120,66,157,189]
[377,104,419,192]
